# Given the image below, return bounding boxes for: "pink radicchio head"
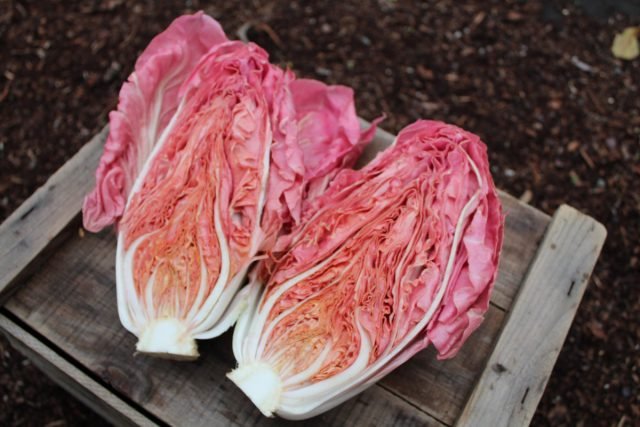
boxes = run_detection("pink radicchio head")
[229,120,504,419]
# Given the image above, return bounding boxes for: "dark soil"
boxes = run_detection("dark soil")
[1,0,638,426]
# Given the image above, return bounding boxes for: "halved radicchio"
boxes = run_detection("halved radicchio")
[81,13,376,359]
[229,120,504,418]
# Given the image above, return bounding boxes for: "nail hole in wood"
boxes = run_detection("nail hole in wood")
[19,205,36,221]
[521,387,530,405]
[567,279,576,296]
[492,363,508,374]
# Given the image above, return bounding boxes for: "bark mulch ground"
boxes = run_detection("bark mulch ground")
[1,1,638,425]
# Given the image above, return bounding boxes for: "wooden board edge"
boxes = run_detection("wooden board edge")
[0,217,83,306]
[455,204,607,427]
[0,312,158,427]
[496,190,550,222]
[0,127,108,304]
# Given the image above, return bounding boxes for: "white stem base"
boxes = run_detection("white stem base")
[136,318,199,360]
[227,362,283,417]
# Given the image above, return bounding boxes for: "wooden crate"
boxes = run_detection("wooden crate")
[0,126,606,427]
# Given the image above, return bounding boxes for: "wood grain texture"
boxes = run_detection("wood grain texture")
[0,313,156,427]
[493,193,550,309]
[456,205,607,427]
[0,126,108,304]
[381,307,505,424]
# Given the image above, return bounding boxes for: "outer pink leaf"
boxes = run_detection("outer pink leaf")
[290,79,378,199]
[266,79,379,252]
[82,12,226,232]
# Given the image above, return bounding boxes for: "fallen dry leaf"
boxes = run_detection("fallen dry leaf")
[612,27,640,60]
[586,320,608,340]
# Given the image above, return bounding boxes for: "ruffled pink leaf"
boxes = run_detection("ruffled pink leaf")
[82,12,227,232]
[290,79,379,200]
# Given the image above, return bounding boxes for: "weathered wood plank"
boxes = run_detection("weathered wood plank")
[381,306,505,424]
[456,205,606,427]
[313,386,445,427]
[0,313,156,427]
[4,229,443,426]
[0,127,108,304]
[493,193,550,309]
